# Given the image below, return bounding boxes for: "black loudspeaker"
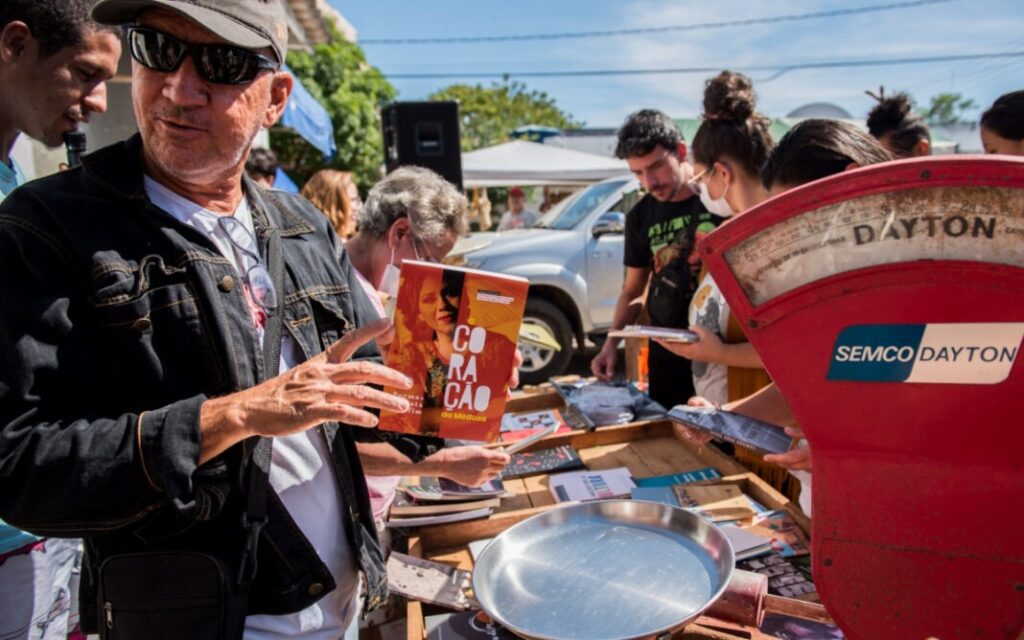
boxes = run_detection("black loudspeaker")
[382,101,463,190]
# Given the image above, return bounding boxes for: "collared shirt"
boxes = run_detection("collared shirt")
[144,177,359,638]
[0,156,24,202]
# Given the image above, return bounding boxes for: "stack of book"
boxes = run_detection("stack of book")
[628,472,810,562]
[738,551,817,599]
[387,477,506,528]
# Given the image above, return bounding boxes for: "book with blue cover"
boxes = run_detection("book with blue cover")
[629,486,680,506]
[633,467,722,487]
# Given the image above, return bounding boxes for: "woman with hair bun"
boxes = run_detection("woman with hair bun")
[980,90,1024,156]
[657,71,791,494]
[661,71,773,404]
[865,89,931,158]
[689,70,774,217]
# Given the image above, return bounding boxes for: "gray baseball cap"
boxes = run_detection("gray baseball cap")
[92,0,289,64]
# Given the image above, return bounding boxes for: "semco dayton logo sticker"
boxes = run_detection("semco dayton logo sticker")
[827,323,1024,384]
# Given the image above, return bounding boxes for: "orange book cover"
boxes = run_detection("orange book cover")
[379,260,528,441]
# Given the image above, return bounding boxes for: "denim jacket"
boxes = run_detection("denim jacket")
[0,135,389,631]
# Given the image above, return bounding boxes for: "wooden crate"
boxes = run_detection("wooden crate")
[400,419,812,640]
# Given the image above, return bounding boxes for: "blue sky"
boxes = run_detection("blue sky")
[331,0,1023,128]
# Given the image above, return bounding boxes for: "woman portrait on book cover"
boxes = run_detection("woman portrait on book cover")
[418,269,466,433]
[386,263,525,441]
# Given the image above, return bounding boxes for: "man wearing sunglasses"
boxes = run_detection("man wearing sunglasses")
[0,1,416,639]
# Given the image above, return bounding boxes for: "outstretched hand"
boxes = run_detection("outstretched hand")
[506,348,523,398]
[199,318,413,464]
[590,342,618,381]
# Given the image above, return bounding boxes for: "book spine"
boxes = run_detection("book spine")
[710,430,764,452]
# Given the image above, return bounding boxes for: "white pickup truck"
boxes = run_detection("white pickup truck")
[457,176,641,384]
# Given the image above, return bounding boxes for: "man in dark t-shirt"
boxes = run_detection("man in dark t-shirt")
[591,109,722,408]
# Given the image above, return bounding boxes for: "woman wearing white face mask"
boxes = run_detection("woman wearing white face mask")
[656,71,802,500]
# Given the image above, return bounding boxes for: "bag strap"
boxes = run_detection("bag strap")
[238,223,285,585]
[675,207,703,255]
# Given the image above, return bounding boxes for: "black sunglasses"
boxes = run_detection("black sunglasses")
[127,26,279,86]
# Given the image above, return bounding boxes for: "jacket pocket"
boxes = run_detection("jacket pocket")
[302,288,354,353]
[90,255,226,397]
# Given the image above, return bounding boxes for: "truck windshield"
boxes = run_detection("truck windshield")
[534,180,629,230]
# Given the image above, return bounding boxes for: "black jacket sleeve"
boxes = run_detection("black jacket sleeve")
[0,191,211,536]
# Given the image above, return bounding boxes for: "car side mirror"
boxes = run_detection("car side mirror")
[592,211,626,238]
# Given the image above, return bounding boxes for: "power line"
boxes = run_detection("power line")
[383,51,1024,80]
[361,0,955,45]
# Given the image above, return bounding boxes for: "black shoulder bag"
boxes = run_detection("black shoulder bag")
[96,228,285,640]
[646,211,702,328]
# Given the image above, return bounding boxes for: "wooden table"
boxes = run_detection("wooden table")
[398,410,813,640]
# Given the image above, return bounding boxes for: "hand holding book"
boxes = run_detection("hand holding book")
[673,397,718,446]
[655,325,764,369]
[763,425,813,471]
[668,403,795,455]
[427,445,510,487]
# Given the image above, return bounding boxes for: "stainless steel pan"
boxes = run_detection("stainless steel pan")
[472,499,734,640]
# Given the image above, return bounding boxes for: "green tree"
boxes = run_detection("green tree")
[271,25,396,189]
[922,92,978,126]
[429,80,583,151]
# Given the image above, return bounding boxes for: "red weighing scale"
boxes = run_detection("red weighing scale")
[700,156,1024,639]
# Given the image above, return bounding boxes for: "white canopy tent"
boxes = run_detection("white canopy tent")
[461,140,629,188]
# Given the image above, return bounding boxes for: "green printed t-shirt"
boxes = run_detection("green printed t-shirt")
[623,192,721,274]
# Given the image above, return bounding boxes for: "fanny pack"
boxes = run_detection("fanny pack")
[97,226,285,640]
[646,212,701,328]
